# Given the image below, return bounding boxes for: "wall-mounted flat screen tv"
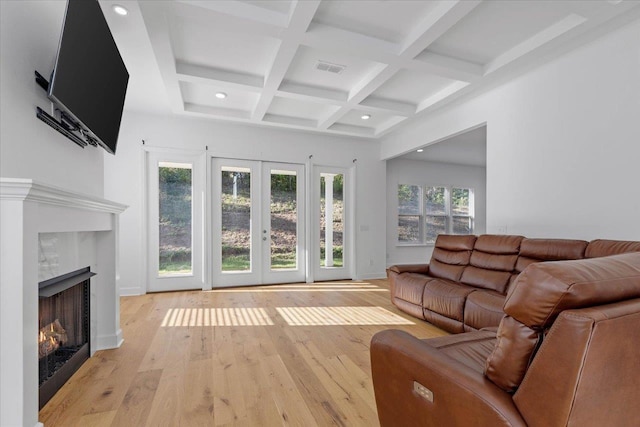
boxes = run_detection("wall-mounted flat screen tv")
[48,0,129,154]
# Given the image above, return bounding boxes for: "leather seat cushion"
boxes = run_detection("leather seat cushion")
[423,279,476,322]
[464,290,506,331]
[423,330,497,374]
[393,273,432,305]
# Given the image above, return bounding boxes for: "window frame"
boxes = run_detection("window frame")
[397,183,475,246]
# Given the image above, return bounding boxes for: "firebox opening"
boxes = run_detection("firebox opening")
[38,267,94,409]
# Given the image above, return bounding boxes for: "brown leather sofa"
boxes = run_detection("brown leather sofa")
[387,234,640,333]
[372,251,640,426]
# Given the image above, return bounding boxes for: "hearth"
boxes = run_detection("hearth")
[38,267,94,409]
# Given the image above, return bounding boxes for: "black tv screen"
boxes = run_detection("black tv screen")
[48,0,129,154]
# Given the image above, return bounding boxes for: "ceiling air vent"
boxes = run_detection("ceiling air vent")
[316,60,346,74]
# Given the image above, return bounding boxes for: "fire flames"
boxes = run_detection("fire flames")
[38,319,68,359]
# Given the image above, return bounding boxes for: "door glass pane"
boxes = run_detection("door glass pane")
[320,173,344,268]
[270,169,297,270]
[221,167,251,272]
[159,162,192,276]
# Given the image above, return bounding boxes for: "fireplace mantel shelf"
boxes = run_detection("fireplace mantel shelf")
[0,178,127,214]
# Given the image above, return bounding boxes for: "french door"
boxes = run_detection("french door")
[147,151,205,292]
[211,158,305,287]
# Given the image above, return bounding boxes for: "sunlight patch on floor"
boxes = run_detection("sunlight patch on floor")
[160,305,413,327]
[161,307,274,327]
[276,306,415,326]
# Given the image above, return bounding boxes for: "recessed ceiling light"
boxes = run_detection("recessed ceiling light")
[112,5,128,16]
[417,149,424,153]
[215,92,227,99]
[361,114,371,120]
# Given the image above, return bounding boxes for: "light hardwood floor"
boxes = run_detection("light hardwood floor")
[39,279,447,426]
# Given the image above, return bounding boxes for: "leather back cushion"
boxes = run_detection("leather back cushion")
[460,235,523,293]
[435,234,477,251]
[485,252,640,392]
[484,316,539,392]
[505,252,640,328]
[585,239,640,258]
[428,235,476,282]
[474,234,524,254]
[460,266,511,293]
[515,238,587,273]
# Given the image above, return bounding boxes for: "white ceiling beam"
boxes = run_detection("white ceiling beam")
[261,115,374,138]
[318,65,399,130]
[263,113,317,129]
[399,0,482,58]
[411,52,483,82]
[312,1,482,132]
[184,103,252,120]
[484,13,587,75]
[302,23,399,60]
[251,0,321,121]
[138,1,184,113]
[301,24,480,82]
[172,1,283,39]
[277,81,347,103]
[326,123,375,137]
[176,0,289,28]
[182,104,373,139]
[349,64,397,104]
[250,40,298,121]
[176,62,263,91]
[375,116,408,136]
[276,83,412,117]
[416,81,469,112]
[359,97,415,117]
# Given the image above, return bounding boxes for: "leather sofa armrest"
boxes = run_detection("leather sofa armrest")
[387,264,429,275]
[371,329,526,427]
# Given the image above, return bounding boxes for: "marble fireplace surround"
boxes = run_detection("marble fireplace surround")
[0,178,127,427]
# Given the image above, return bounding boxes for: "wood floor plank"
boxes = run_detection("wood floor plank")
[259,354,319,426]
[39,279,447,426]
[110,369,162,426]
[76,410,118,427]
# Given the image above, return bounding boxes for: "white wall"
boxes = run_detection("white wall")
[386,159,486,266]
[0,1,105,196]
[104,112,387,294]
[381,18,640,241]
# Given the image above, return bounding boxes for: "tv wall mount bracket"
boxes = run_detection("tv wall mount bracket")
[34,70,98,149]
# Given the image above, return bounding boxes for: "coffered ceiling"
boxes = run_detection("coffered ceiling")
[102,0,640,139]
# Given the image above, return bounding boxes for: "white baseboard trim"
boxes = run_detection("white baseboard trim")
[119,286,144,296]
[94,329,124,352]
[355,272,387,280]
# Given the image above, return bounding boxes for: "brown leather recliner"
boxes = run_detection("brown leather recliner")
[371,252,640,427]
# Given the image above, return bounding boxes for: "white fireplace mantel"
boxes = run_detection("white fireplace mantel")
[0,178,127,427]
